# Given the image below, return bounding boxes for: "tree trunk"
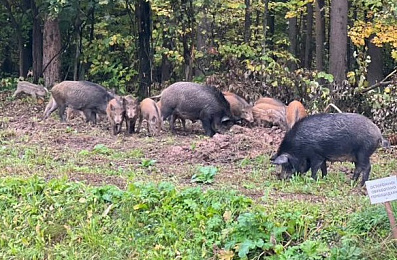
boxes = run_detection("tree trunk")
[304,3,313,69]
[367,36,384,85]
[288,17,298,71]
[180,0,194,81]
[329,0,348,85]
[243,0,251,43]
[1,0,26,77]
[315,0,325,71]
[161,31,173,83]
[43,16,61,88]
[195,2,211,77]
[73,2,82,81]
[31,0,43,83]
[135,0,152,99]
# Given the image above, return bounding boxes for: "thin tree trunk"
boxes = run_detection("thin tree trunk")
[367,36,384,85]
[31,0,43,83]
[195,5,209,77]
[315,0,325,71]
[304,3,313,69]
[161,32,173,83]
[43,16,61,88]
[73,3,82,81]
[1,0,26,77]
[135,0,152,98]
[244,0,251,43]
[329,0,348,85]
[288,17,298,71]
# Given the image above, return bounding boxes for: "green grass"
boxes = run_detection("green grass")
[0,176,396,259]
[0,128,397,258]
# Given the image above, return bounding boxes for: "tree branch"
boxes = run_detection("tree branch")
[358,68,397,94]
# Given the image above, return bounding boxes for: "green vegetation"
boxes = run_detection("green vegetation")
[0,136,396,259]
[0,175,396,259]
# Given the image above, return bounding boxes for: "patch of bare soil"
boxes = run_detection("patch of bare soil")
[1,91,287,198]
[2,91,394,201]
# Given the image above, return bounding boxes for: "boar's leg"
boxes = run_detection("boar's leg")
[43,99,58,120]
[320,161,328,177]
[111,124,117,135]
[309,157,325,180]
[83,109,96,124]
[169,114,177,134]
[352,155,371,186]
[361,164,371,186]
[115,123,122,135]
[131,120,136,133]
[201,118,215,137]
[126,119,135,134]
[136,115,143,133]
[58,105,67,122]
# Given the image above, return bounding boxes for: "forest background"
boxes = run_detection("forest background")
[0,0,396,131]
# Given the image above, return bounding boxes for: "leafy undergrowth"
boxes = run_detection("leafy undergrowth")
[0,176,395,259]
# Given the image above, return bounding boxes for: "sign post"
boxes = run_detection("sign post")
[366,176,397,242]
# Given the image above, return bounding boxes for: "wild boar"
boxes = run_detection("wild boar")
[43,80,113,124]
[252,102,287,129]
[160,82,235,137]
[222,91,254,123]
[137,98,162,136]
[13,81,48,100]
[66,107,85,120]
[285,100,308,130]
[123,95,140,134]
[254,97,285,107]
[271,113,390,186]
[106,96,125,135]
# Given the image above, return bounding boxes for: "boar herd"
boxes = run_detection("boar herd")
[41,80,389,186]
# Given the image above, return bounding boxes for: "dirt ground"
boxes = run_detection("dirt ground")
[1,91,393,201]
[0,92,289,196]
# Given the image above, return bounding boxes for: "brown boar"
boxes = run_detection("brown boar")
[254,97,285,107]
[123,95,140,134]
[252,102,287,129]
[286,100,307,130]
[222,91,254,123]
[137,98,162,136]
[106,96,125,135]
[66,107,85,120]
[43,81,114,124]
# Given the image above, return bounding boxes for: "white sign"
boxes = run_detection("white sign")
[366,176,397,204]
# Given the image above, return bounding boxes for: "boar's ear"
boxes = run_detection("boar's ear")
[272,154,289,165]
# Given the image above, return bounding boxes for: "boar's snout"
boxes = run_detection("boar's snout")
[271,153,295,180]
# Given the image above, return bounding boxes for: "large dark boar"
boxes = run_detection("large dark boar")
[123,95,140,134]
[137,98,162,136]
[160,82,234,137]
[222,92,254,123]
[106,96,125,135]
[285,100,307,130]
[271,113,389,186]
[43,81,113,124]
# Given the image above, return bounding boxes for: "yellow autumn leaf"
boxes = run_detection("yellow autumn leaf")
[223,210,232,222]
[217,249,235,260]
[391,50,397,61]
